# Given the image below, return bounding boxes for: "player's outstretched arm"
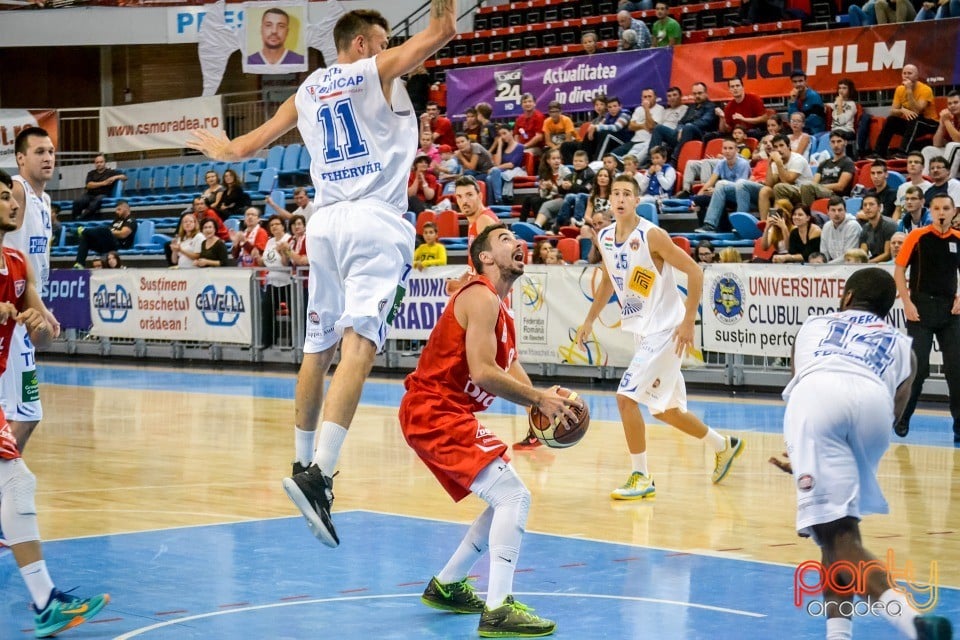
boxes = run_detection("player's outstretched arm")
[893,350,918,425]
[575,262,613,348]
[186,97,298,162]
[377,0,456,86]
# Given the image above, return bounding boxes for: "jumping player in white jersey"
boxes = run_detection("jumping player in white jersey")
[783,267,952,640]
[188,4,457,547]
[575,174,744,500]
[1,127,59,453]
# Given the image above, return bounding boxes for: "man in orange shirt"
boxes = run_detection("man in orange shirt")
[542,101,577,155]
[875,64,940,157]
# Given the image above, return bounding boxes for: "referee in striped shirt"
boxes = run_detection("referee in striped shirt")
[893,193,960,441]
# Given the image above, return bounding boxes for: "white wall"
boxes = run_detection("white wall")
[0,0,478,47]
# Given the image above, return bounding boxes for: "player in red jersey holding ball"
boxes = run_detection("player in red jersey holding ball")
[400,224,579,638]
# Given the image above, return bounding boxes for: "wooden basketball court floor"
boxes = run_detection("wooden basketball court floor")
[0,362,957,639]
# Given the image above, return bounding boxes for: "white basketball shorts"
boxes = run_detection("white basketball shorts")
[617,327,686,414]
[303,199,415,354]
[0,324,42,422]
[784,372,892,541]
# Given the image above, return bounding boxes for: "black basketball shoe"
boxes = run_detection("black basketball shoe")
[282,464,339,547]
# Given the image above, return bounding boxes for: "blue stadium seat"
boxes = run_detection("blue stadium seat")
[133,219,156,249]
[279,143,302,177]
[243,158,267,189]
[181,164,200,193]
[636,202,659,226]
[298,146,311,175]
[729,212,762,240]
[253,167,279,196]
[510,222,542,243]
[265,146,285,172]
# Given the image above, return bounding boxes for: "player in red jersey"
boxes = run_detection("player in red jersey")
[0,170,110,637]
[400,224,578,637]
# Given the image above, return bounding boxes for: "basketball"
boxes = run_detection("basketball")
[529,388,590,448]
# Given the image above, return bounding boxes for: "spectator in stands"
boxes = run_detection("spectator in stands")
[257,214,293,348]
[265,186,315,224]
[557,150,595,227]
[407,154,439,214]
[73,199,137,268]
[231,206,268,268]
[696,239,717,263]
[413,221,447,270]
[889,230,907,261]
[405,64,431,116]
[619,0,654,10]
[280,213,309,269]
[679,125,751,198]
[583,167,613,227]
[760,134,814,219]
[195,217,230,267]
[421,100,455,148]
[922,89,960,175]
[462,107,483,144]
[923,155,960,205]
[635,146,677,204]
[787,70,826,135]
[848,0,878,25]
[620,155,643,188]
[830,78,859,150]
[592,96,633,160]
[915,0,960,19]
[488,124,527,205]
[897,185,932,232]
[562,94,608,162]
[72,153,127,220]
[773,204,821,263]
[544,247,563,265]
[820,196,861,262]
[475,102,498,150]
[718,247,742,263]
[766,114,784,138]
[798,132,856,206]
[651,2,681,46]
[619,29,639,51]
[808,251,827,263]
[844,248,869,263]
[200,169,225,211]
[183,196,228,241]
[105,251,122,269]
[417,130,441,171]
[874,0,917,23]
[894,152,932,220]
[787,112,812,158]
[532,239,551,265]
[218,168,250,219]
[616,10,652,49]
[655,82,719,165]
[531,148,573,229]
[760,199,795,260]
[612,88,663,165]
[714,77,769,140]
[436,144,461,186]
[858,193,898,262]
[169,211,203,268]
[454,132,494,186]
[861,159,899,219]
[514,93,546,156]
[874,64,939,157]
[648,86,689,166]
[581,31,599,55]
[542,101,577,155]
[693,138,753,233]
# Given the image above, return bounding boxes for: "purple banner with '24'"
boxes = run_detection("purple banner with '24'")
[43,269,91,330]
[445,49,674,119]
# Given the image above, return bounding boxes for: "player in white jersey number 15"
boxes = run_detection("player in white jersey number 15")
[187,3,457,549]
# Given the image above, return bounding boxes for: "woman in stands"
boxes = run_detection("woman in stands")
[787,112,812,159]
[774,204,821,263]
[531,239,551,265]
[583,167,612,227]
[531,148,573,230]
[201,170,225,211]
[831,78,859,157]
[105,251,123,269]
[766,115,784,139]
[195,217,230,267]
[170,212,203,269]
[761,198,796,260]
[217,168,250,219]
[257,214,293,349]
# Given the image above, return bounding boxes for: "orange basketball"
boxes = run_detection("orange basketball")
[529,388,590,448]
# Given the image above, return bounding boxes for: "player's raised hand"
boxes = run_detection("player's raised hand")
[186,129,233,161]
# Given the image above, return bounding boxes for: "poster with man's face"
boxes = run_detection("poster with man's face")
[242,1,308,74]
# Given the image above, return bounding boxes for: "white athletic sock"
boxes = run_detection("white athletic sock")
[312,422,348,474]
[487,543,519,608]
[294,427,315,468]
[630,452,649,476]
[20,560,54,611]
[703,428,726,453]
[879,589,919,639]
[436,507,492,585]
[826,617,853,640]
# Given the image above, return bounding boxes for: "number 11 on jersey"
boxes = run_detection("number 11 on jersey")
[316,98,369,164]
